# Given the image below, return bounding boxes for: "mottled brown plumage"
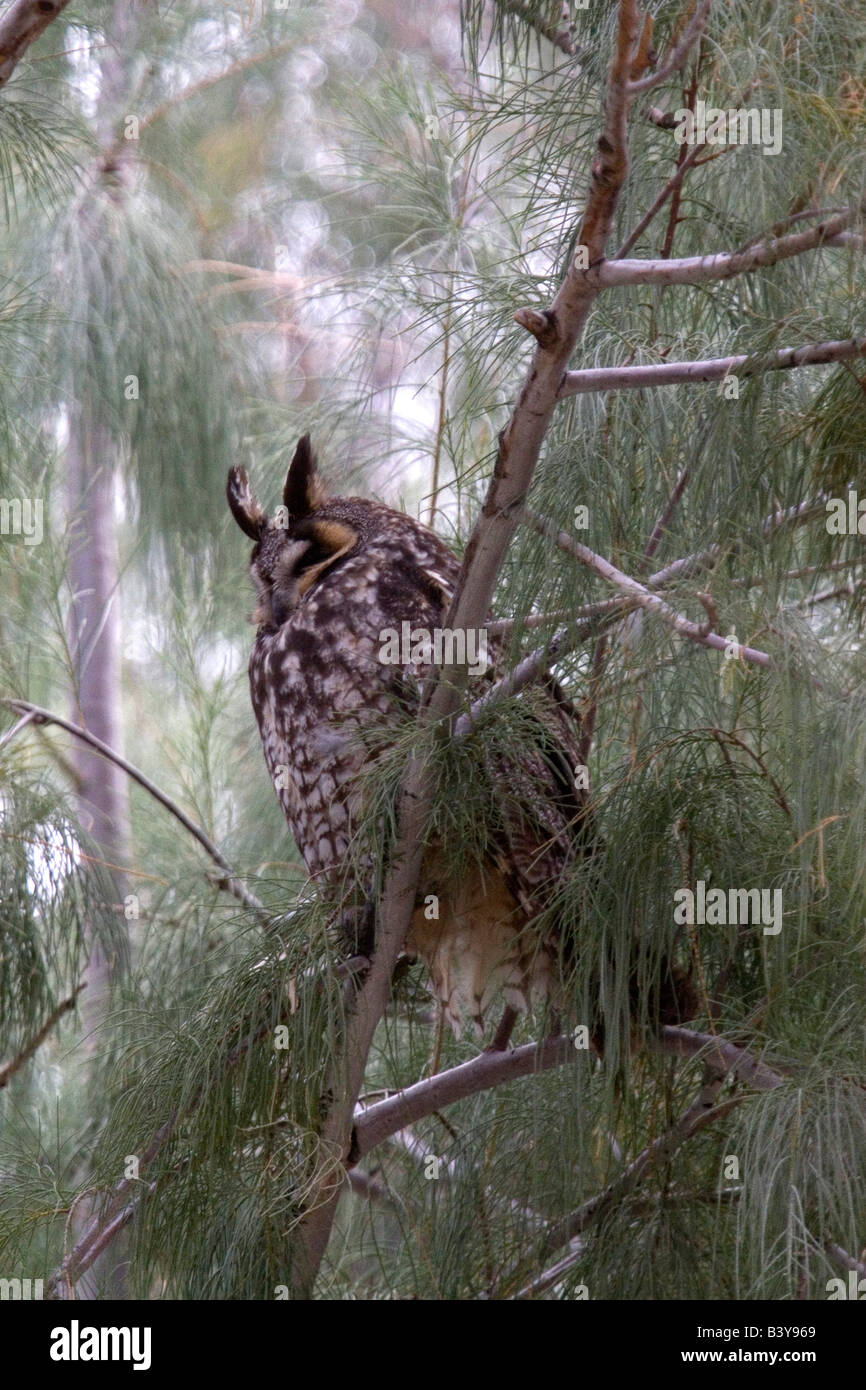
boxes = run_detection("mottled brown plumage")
[228,437,594,1034]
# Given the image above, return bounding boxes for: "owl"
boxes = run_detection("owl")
[227,437,606,1035]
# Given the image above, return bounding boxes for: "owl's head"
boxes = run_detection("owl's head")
[227,436,360,630]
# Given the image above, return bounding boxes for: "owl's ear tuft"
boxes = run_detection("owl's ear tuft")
[283,434,328,519]
[227,466,266,541]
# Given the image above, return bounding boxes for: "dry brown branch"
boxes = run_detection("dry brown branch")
[627,0,713,95]
[0,0,72,88]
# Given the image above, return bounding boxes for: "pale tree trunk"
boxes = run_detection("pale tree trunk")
[62,0,138,1299]
[66,407,130,1010]
[65,408,131,1301]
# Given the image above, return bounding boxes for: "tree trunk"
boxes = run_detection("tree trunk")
[66,405,130,1298]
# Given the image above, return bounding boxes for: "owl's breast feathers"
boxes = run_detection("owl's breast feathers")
[249,513,461,879]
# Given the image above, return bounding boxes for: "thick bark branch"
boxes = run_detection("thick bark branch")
[355,1026,783,1159]
[558,337,866,397]
[0,0,71,88]
[355,1036,576,1157]
[585,208,863,288]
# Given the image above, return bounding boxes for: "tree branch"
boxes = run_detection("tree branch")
[501,1023,786,1295]
[558,337,866,397]
[0,705,38,750]
[43,1017,785,1296]
[1,699,266,920]
[469,490,827,728]
[585,208,863,289]
[354,1025,783,1159]
[499,1,585,59]
[137,38,300,135]
[355,1036,576,1157]
[523,512,773,667]
[615,118,735,259]
[642,464,691,567]
[438,0,641,692]
[453,606,627,738]
[651,1026,783,1090]
[0,0,71,89]
[507,1083,744,1295]
[0,985,85,1089]
[826,1242,866,1280]
[627,0,714,95]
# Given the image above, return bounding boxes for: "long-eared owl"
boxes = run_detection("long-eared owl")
[227,436,595,1035]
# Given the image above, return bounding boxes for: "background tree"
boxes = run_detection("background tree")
[0,0,864,1300]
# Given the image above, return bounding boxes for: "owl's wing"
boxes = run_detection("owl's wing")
[411,554,593,917]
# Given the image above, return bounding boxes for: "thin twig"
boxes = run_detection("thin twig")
[508,1083,742,1296]
[615,135,735,260]
[0,986,85,1089]
[138,39,299,135]
[453,607,628,739]
[523,512,772,667]
[642,464,691,567]
[1,699,266,920]
[0,707,38,750]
